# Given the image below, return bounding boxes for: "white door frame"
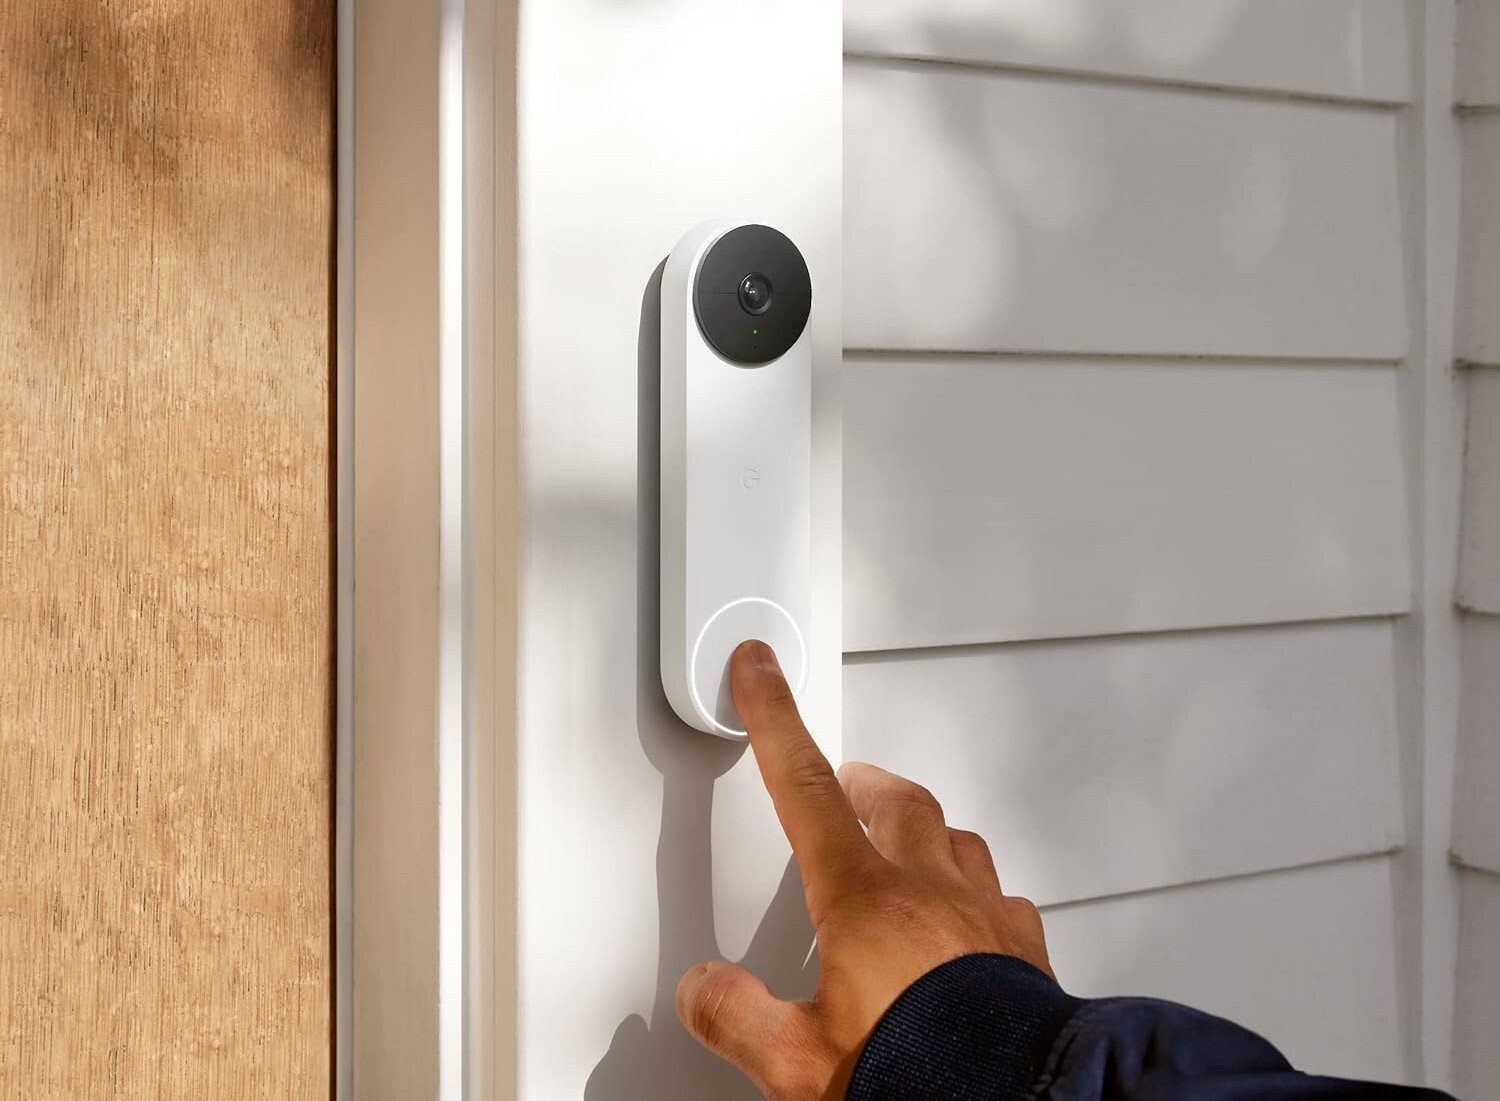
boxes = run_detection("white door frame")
[338,0,517,1094]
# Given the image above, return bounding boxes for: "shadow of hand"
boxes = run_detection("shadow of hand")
[585,857,816,1101]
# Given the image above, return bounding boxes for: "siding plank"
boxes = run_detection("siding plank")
[844,63,1408,359]
[1455,615,1500,872]
[1460,120,1500,365]
[844,621,1403,907]
[1044,858,1405,1083]
[1459,0,1500,107]
[1459,369,1500,611]
[1455,869,1500,1101]
[847,0,1410,103]
[845,357,1409,650]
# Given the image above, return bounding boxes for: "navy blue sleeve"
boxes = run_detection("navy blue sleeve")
[847,953,1453,1101]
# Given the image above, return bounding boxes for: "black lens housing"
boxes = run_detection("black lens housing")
[693,226,811,366]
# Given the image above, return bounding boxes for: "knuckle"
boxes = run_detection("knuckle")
[1005,895,1042,924]
[888,782,943,820]
[949,828,990,857]
[783,744,834,796]
[902,814,952,854]
[764,685,800,712]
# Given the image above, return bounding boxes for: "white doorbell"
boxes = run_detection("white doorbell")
[660,220,812,739]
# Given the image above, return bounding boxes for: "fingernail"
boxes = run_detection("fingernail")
[746,639,781,674]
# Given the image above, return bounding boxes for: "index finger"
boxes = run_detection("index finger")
[731,640,873,913]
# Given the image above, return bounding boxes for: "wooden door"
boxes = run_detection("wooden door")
[1,0,334,1095]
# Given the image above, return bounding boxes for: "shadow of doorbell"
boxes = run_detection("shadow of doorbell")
[660,220,812,739]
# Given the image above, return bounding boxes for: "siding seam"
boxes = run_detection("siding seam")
[1039,849,1401,915]
[845,348,1402,369]
[844,614,1402,665]
[1450,852,1500,879]
[843,50,1406,111]
[1454,603,1500,617]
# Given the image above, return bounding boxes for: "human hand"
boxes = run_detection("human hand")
[675,640,1053,1100]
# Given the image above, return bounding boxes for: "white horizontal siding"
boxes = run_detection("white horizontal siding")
[840,11,1420,1089]
[844,357,1408,650]
[1044,857,1406,1084]
[843,620,1403,907]
[1459,369,1500,611]
[1455,869,1500,1101]
[1459,0,1500,107]
[846,0,1410,103]
[1460,118,1500,364]
[1454,614,1500,871]
[844,62,1408,359]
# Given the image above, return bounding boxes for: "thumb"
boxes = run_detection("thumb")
[676,960,798,1086]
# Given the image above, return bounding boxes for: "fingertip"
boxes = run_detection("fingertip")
[836,760,876,784]
[835,760,887,800]
[675,961,712,1024]
[732,640,796,729]
[733,638,782,678]
[675,959,779,1050]
[675,960,804,1091]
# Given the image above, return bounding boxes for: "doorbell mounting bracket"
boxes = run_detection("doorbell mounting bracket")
[660,220,813,739]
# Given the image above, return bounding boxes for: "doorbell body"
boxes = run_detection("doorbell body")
[660,220,812,739]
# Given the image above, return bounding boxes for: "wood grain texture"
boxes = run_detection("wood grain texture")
[0,0,333,1096]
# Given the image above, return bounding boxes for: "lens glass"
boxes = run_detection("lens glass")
[738,273,773,315]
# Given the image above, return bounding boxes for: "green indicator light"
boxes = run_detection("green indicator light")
[752,328,760,335]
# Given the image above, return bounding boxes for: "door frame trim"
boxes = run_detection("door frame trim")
[339,0,517,1094]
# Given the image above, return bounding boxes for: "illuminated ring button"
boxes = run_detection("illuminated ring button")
[688,597,807,740]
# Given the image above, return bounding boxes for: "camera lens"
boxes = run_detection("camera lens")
[738,273,773,315]
[694,225,810,364]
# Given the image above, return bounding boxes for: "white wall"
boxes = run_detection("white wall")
[841,0,1438,1086]
[1455,3,1500,1093]
[513,2,841,1098]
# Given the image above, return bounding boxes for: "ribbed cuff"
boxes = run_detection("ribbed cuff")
[846,953,1082,1101]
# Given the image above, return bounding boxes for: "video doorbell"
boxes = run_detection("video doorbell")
[659,221,812,739]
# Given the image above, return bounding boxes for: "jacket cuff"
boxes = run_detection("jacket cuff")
[846,953,1082,1101]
